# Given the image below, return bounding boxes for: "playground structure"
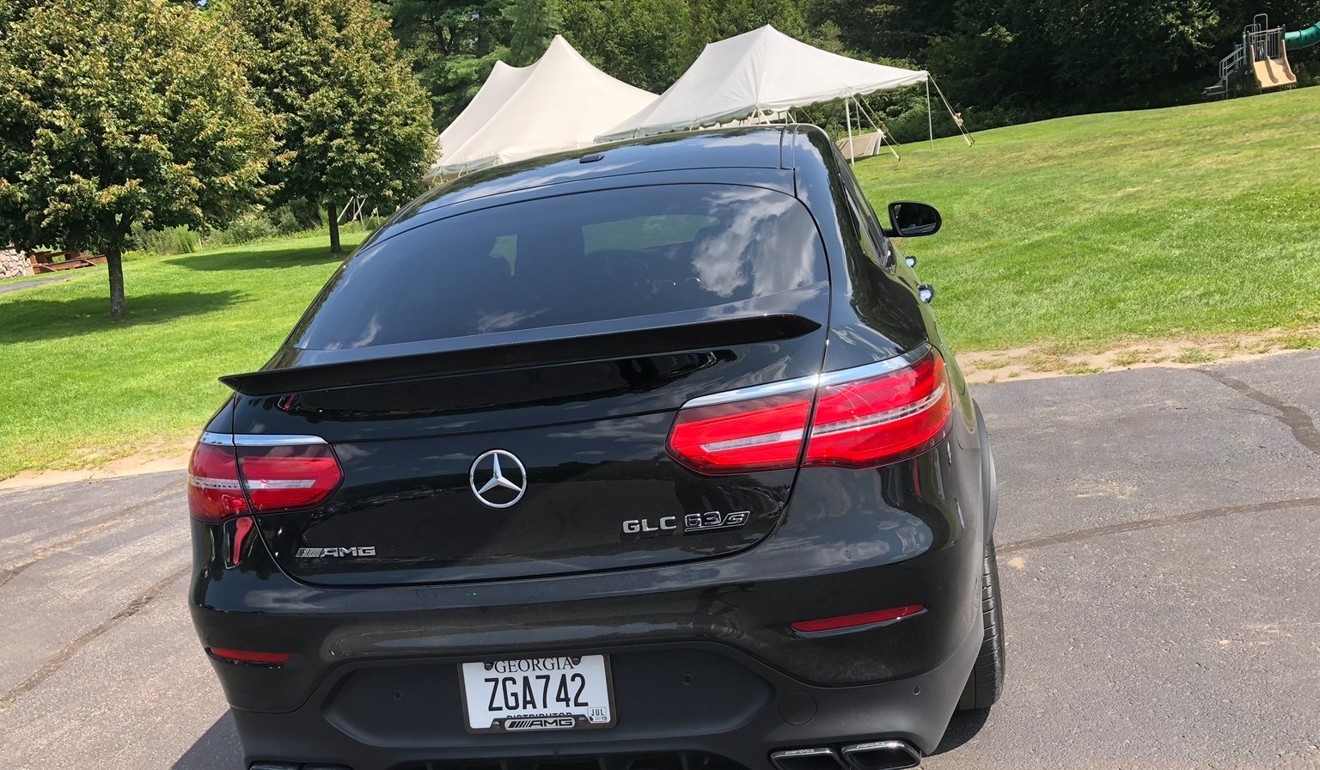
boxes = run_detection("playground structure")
[1206,14,1320,98]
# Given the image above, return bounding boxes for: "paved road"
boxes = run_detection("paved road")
[0,272,80,295]
[1,352,1317,769]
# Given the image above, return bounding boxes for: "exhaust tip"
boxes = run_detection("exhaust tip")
[770,748,845,770]
[841,740,921,770]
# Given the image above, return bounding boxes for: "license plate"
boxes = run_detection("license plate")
[460,655,615,733]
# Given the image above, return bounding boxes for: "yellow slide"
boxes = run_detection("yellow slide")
[1251,47,1297,89]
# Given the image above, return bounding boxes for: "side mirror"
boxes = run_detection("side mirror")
[888,201,942,238]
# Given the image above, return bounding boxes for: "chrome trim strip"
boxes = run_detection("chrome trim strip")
[683,372,817,408]
[199,431,234,446]
[841,739,921,769]
[681,343,933,408]
[815,342,932,387]
[198,432,328,448]
[234,434,329,447]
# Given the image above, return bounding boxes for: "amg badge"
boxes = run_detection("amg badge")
[295,546,377,558]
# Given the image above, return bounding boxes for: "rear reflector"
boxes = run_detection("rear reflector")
[206,647,293,665]
[667,347,952,474]
[187,435,342,522]
[790,604,926,634]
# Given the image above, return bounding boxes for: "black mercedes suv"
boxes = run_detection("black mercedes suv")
[188,124,1004,770]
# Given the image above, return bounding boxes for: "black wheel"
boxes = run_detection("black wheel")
[957,539,1006,710]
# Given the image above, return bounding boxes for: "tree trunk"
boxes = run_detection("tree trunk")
[327,201,342,254]
[106,246,125,319]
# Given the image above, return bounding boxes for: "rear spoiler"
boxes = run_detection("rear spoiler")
[220,313,821,397]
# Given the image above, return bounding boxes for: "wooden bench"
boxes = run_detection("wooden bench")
[29,251,107,274]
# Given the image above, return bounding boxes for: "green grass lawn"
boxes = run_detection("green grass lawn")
[3,88,1320,478]
[0,232,365,478]
[855,86,1320,352]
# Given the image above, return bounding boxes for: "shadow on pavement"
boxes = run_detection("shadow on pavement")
[172,711,242,770]
[929,707,991,756]
[169,707,992,767]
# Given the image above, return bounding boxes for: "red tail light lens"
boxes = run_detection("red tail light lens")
[237,444,342,512]
[667,348,952,474]
[188,443,249,523]
[666,393,811,473]
[187,435,342,521]
[805,351,951,468]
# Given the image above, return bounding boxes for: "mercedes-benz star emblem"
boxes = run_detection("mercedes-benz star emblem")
[469,449,528,509]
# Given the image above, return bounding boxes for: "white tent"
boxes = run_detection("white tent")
[600,25,929,141]
[431,36,658,178]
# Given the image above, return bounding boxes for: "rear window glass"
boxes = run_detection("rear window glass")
[291,184,827,350]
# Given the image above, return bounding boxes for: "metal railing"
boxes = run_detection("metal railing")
[1219,45,1245,81]
[1247,27,1285,62]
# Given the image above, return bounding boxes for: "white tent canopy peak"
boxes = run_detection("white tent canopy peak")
[600,25,928,141]
[431,35,658,178]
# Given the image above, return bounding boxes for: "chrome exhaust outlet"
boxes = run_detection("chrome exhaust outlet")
[769,748,846,770]
[840,740,921,770]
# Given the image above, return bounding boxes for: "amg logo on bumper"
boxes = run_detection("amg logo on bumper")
[295,546,377,558]
[503,717,577,731]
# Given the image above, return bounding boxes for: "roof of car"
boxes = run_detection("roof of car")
[383,125,825,231]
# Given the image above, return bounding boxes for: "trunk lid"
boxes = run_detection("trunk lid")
[228,181,834,586]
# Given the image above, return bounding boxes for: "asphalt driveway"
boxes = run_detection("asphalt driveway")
[1,351,1317,769]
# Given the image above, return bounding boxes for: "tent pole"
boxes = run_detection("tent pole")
[855,97,897,161]
[855,95,901,160]
[931,77,974,147]
[926,79,934,148]
[845,97,855,165]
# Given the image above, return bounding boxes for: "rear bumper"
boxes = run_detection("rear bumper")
[191,445,987,770]
[231,625,980,770]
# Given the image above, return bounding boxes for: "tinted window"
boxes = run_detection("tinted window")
[837,159,894,269]
[292,185,827,350]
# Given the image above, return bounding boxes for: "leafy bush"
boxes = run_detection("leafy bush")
[216,212,278,245]
[129,224,200,255]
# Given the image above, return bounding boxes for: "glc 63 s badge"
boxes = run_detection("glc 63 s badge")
[621,510,749,538]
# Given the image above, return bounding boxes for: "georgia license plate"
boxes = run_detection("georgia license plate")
[460,655,615,733]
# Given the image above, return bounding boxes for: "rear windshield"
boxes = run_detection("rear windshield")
[290,184,827,350]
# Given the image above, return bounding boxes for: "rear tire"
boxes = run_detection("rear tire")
[957,539,1006,710]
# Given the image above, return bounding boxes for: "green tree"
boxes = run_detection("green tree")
[0,0,272,318]
[683,0,810,62]
[506,0,563,66]
[385,0,510,130]
[223,0,437,253]
[562,0,692,92]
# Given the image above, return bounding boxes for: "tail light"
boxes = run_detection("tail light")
[667,346,951,474]
[187,434,342,522]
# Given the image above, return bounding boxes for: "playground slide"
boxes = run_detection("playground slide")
[1284,21,1320,49]
[1253,54,1297,88]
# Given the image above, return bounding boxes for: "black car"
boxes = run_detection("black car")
[188,125,1004,770]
